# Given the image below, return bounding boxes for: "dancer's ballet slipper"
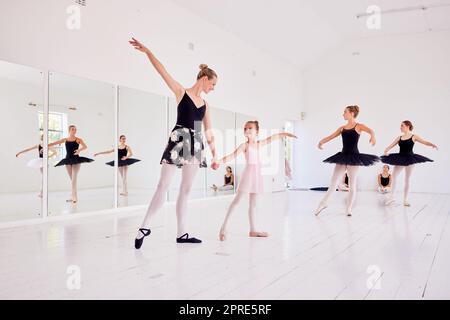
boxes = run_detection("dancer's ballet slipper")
[120,192,128,196]
[315,202,328,216]
[346,210,353,217]
[219,230,227,241]
[249,231,269,238]
[403,201,411,207]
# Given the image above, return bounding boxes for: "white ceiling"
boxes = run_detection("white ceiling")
[171,0,450,69]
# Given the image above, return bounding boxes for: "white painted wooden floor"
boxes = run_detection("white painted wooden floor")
[0,190,449,300]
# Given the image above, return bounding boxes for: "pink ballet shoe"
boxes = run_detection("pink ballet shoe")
[249,231,269,238]
[219,231,227,241]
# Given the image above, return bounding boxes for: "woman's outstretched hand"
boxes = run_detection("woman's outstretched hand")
[129,37,149,54]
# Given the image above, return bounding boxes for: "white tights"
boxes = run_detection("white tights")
[65,164,81,201]
[320,164,359,214]
[220,191,259,233]
[118,166,128,194]
[138,163,199,238]
[388,165,414,203]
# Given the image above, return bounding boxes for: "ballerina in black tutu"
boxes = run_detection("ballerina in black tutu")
[382,120,438,206]
[94,135,141,196]
[49,125,94,203]
[315,106,379,216]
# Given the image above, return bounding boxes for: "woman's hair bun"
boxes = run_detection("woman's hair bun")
[199,64,208,70]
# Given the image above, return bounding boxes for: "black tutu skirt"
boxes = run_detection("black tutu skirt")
[323,152,380,166]
[106,158,141,167]
[381,153,433,166]
[55,156,94,167]
[160,125,207,168]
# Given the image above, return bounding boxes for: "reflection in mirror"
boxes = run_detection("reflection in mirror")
[48,73,115,216]
[0,60,44,222]
[117,86,167,207]
[205,107,236,197]
[167,97,207,201]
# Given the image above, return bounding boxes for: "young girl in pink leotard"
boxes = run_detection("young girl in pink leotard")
[212,121,297,241]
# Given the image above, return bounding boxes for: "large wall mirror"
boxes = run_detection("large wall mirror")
[47,72,115,216]
[0,61,44,223]
[117,86,167,208]
[0,59,267,225]
[205,107,236,197]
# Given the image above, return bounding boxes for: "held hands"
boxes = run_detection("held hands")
[129,37,149,54]
[211,159,220,170]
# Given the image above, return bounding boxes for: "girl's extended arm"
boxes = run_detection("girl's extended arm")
[217,143,246,165]
[259,132,297,147]
[16,145,39,157]
[94,149,115,157]
[48,138,66,148]
[318,127,343,149]
[414,135,438,150]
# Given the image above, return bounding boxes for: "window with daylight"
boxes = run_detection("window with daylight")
[38,111,68,161]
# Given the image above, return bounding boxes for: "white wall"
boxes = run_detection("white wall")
[293,31,450,194]
[0,0,301,194]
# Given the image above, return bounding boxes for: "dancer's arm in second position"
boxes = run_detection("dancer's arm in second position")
[94,149,114,157]
[413,135,438,150]
[259,132,297,147]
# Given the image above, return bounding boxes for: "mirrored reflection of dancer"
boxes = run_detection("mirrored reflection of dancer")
[382,120,437,206]
[50,125,94,203]
[94,135,141,196]
[315,106,379,217]
[213,121,297,241]
[16,134,56,197]
[211,166,234,192]
[129,38,218,248]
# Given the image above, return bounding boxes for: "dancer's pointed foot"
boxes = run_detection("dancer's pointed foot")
[403,201,411,207]
[219,229,227,241]
[134,228,151,249]
[346,210,353,217]
[176,233,202,243]
[249,231,269,238]
[315,202,328,216]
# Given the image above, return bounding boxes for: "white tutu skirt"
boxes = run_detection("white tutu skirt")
[27,158,43,169]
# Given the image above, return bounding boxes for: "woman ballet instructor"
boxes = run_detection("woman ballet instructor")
[129,38,218,249]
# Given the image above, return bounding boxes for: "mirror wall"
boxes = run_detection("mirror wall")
[118,86,167,207]
[205,107,237,197]
[48,72,115,216]
[0,61,44,222]
[0,59,263,224]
